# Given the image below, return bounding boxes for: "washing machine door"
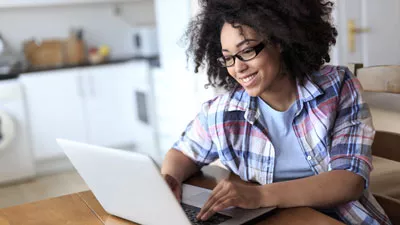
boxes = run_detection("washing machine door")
[0,109,15,152]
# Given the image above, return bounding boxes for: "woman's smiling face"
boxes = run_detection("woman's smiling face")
[220,23,282,97]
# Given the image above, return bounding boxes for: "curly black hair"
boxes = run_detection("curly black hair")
[185,0,338,90]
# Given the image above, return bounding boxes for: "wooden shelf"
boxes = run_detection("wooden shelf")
[363,91,400,113]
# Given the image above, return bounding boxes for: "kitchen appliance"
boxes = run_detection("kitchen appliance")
[0,34,20,74]
[130,27,158,57]
[0,54,20,74]
[0,79,35,184]
[0,35,5,55]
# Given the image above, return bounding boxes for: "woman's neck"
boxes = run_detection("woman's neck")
[259,75,297,112]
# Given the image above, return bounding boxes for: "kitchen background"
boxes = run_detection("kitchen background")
[0,1,155,58]
[0,0,215,208]
[0,0,399,210]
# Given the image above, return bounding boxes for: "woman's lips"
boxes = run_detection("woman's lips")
[239,72,258,87]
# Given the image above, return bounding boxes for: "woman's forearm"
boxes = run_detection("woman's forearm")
[260,170,365,208]
[161,149,200,183]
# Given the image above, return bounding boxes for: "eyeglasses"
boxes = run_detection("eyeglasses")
[217,42,265,67]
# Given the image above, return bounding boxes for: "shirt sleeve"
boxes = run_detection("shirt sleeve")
[329,67,375,188]
[172,100,219,167]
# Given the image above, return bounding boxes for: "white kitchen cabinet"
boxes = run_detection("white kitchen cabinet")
[20,69,87,161]
[84,61,145,147]
[21,60,148,161]
[0,0,135,8]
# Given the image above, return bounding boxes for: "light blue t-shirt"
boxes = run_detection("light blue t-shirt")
[258,97,314,182]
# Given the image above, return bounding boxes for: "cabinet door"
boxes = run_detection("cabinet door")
[20,69,87,161]
[84,61,146,148]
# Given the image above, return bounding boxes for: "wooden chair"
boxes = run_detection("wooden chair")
[356,65,400,94]
[371,130,400,162]
[349,64,400,224]
[374,193,400,225]
[370,130,400,200]
[356,65,400,112]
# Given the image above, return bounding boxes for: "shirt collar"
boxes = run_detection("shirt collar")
[223,87,260,125]
[225,73,324,124]
[296,74,324,103]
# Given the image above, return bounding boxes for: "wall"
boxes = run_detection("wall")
[153,0,216,158]
[0,0,155,58]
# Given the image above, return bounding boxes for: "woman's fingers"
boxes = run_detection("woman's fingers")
[197,188,225,219]
[197,180,233,220]
[212,195,235,212]
[201,195,236,221]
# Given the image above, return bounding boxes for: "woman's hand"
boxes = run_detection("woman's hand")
[196,179,271,221]
[162,174,182,202]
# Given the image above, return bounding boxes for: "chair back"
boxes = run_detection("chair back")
[349,64,400,161]
[349,64,400,224]
[348,64,400,118]
[356,65,400,94]
[373,193,400,225]
[371,130,400,162]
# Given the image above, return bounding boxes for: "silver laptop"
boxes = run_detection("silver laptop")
[56,139,275,225]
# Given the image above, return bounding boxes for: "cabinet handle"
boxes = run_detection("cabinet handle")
[89,75,95,97]
[76,75,84,98]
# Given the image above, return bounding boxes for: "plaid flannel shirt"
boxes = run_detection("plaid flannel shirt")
[173,65,391,225]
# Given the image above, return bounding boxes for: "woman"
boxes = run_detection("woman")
[161,0,391,224]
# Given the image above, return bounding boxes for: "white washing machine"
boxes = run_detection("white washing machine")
[0,79,35,184]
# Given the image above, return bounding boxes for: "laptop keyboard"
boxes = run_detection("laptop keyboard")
[181,202,232,225]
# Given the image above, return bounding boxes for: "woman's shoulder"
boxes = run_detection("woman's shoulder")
[316,64,352,79]
[200,87,249,114]
[312,64,355,90]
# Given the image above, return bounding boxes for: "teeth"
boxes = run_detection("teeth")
[242,74,255,83]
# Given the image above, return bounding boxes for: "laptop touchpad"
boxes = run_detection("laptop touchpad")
[186,191,210,206]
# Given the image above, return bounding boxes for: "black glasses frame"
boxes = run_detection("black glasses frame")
[218,42,265,67]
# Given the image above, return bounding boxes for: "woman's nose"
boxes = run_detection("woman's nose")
[234,58,248,74]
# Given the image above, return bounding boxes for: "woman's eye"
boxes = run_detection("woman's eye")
[224,56,233,61]
[242,48,254,54]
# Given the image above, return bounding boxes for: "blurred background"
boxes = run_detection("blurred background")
[0,0,399,210]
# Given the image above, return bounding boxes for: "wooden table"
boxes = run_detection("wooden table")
[0,166,345,225]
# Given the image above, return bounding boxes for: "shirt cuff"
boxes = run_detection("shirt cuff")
[172,141,211,167]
